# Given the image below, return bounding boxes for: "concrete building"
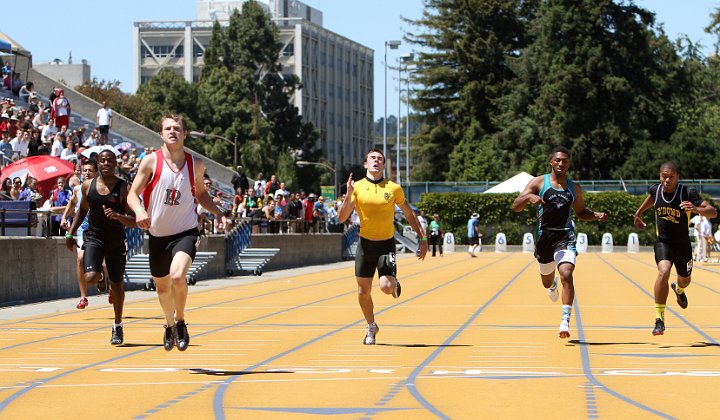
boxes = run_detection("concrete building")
[33,54,91,88]
[133,0,374,169]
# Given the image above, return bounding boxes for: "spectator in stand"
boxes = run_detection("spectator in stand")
[231,186,245,220]
[0,113,9,134]
[28,94,40,114]
[67,162,82,188]
[32,101,46,128]
[96,101,113,145]
[41,119,57,142]
[231,165,249,194]
[303,193,317,232]
[49,176,73,236]
[10,177,22,200]
[83,127,100,147]
[253,172,266,198]
[286,191,304,232]
[265,174,280,197]
[7,114,18,138]
[10,128,30,158]
[241,187,262,218]
[51,132,66,157]
[18,81,34,103]
[275,181,289,198]
[262,196,278,233]
[52,89,71,128]
[1,178,13,200]
[1,61,10,80]
[11,73,22,96]
[18,177,39,201]
[0,130,13,158]
[61,141,80,162]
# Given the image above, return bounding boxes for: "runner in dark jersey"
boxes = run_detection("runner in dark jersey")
[66,148,136,345]
[512,147,608,339]
[633,161,716,336]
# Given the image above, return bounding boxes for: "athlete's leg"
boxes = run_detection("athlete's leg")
[356,276,375,324]
[168,251,193,323]
[110,281,125,324]
[76,250,87,296]
[654,260,673,304]
[154,274,176,327]
[557,262,575,305]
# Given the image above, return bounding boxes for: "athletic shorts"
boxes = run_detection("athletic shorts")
[355,237,397,278]
[148,228,199,278]
[469,236,479,246]
[535,230,577,264]
[98,125,109,134]
[654,240,693,277]
[82,230,128,283]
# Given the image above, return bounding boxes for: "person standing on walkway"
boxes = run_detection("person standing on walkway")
[96,101,113,145]
[65,148,135,345]
[429,214,444,257]
[512,147,608,339]
[338,148,428,345]
[633,161,716,336]
[467,213,482,257]
[127,114,227,352]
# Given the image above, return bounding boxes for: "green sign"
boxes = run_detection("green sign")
[320,185,335,201]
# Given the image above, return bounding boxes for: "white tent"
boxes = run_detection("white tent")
[484,172,534,193]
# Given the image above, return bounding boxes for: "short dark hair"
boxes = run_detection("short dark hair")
[364,148,385,162]
[659,161,679,174]
[549,146,571,161]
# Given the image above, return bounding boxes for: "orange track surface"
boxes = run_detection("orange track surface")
[1,252,719,419]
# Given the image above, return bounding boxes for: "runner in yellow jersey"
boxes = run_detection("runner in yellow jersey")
[338,148,428,344]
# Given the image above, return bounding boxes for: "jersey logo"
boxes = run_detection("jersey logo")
[163,189,182,206]
[384,192,390,202]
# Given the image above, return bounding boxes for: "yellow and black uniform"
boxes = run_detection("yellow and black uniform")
[352,177,405,277]
[650,183,703,277]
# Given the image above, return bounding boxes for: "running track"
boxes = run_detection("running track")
[0,252,719,419]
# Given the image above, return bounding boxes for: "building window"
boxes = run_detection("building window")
[283,43,294,56]
[193,44,204,57]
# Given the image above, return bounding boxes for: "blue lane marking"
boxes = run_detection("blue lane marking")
[599,353,718,358]
[574,295,676,419]
[211,256,512,420]
[404,260,533,420]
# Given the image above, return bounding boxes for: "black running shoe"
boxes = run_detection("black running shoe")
[175,320,190,351]
[671,282,688,309]
[111,325,124,345]
[652,318,665,336]
[392,279,401,299]
[163,325,175,351]
[96,272,107,293]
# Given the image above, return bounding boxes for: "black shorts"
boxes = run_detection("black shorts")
[355,237,396,278]
[535,230,576,264]
[82,230,127,283]
[148,228,199,278]
[98,125,110,134]
[469,236,479,246]
[654,240,693,277]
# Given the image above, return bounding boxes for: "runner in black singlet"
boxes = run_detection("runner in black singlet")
[634,161,716,336]
[66,148,136,345]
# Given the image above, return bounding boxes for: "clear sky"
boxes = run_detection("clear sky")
[1,0,717,121]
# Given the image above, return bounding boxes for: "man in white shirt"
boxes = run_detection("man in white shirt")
[10,129,30,157]
[51,132,66,157]
[96,101,113,145]
[41,119,57,142]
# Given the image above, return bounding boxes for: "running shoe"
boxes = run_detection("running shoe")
[76,297,88,310]
[393,279,402,299]
[175,320,190,351]
[111,325,124,345]
[559,319,570,339]
[163,325,175,351]
[363,322,379,345]
[548,277,559,302]
[96,272,107,293]
[671,282,688,309]
[652,318,665,336]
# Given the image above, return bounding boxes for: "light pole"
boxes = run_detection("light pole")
[400,53,415,187]
[384,40,401,179]
[189,131,238,169]
[295,160,337,199]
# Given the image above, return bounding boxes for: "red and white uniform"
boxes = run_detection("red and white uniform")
[142,150,198,237]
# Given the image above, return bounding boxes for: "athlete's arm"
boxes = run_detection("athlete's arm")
[127,153,155,230]
[633,194,654,230]
[337,173,355,223]
[398,200,428,260]
[572,184,608,222]
[66,181,90,251]
[59,186,80,229]
[104,182,137,228]
[194,158,227,231]
[511,176,543,212]
[680,190,718,219]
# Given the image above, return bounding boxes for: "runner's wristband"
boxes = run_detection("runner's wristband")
[65,233,74,239]
[420,237,427,241]
[133,206,145,214]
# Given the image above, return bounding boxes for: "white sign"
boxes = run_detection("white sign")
[443,232,455,253]
[522,232,535,253]
[576,233,588,253]
[495,233,507,252]
[627,233,639,253]
[602,233,614,253]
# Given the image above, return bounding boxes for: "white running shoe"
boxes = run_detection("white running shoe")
[548,277,559,302]
[559,319,570,339]
[363,322,379,345]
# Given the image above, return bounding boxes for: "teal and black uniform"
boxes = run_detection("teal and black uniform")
[535,174,577,264]
[650,183,703,277]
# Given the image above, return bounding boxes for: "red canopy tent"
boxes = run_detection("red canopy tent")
[1,156,75,200]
